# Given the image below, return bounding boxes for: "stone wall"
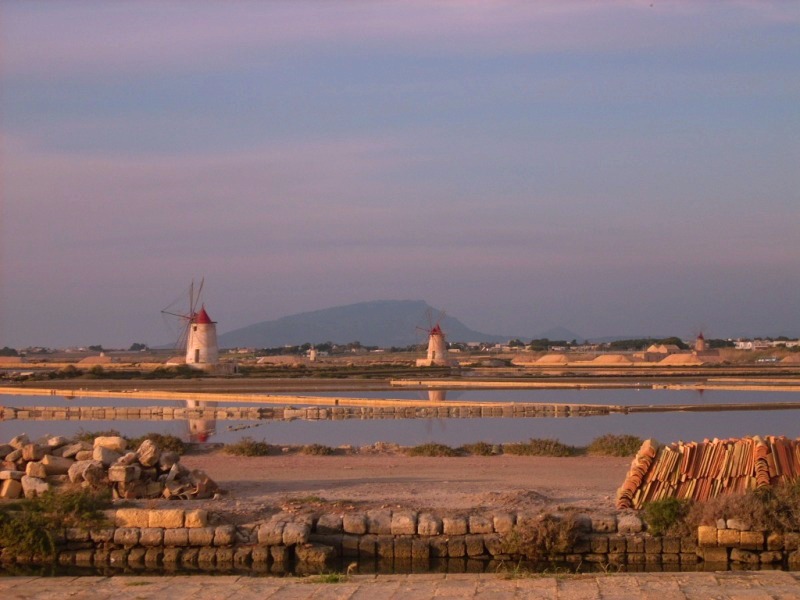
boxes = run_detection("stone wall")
[3,507,798,574]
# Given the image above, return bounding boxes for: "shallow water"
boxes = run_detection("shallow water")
[1,388,799,447]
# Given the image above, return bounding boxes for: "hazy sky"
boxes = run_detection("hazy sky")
[2,1,799,348]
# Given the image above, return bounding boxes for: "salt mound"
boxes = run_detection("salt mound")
[591,354,633,365]
[658,353,704,366]
[535,354,570,365]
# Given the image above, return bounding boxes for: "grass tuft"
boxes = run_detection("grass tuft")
[223,437,272,456]
[503,439,577,457]
[587,434,642,457]
[301,444,335,456]
[459,441,495,456]
[404,443,460,457]
[128,432,186,455]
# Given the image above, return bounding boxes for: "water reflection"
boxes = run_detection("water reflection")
[186,400,216,443]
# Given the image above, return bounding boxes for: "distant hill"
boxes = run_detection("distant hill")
[217,300,509,348]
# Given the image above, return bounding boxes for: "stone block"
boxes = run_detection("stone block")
[0,479,22,499]
[590,535,609,554]
[493,512,515,534]
[739,530,764,550]
[139,528,164,547]
[113,528,140,547]
[136,439,161,467]
[94,436,127,452]
[341,534,359,558]
[92,446,121,467]
[699,547,729,563]
[448,535,466,557]
[270,545,289,563]
[258,522,284,546]
[681,536,698,552]
[417,513,442,536]
[197,547,216,566]
[617,514,643,534]
[767,531,784,551]
[697,525,717,547]
[184,509,207,529]
[627,534,645,553]
[483,533,504,556]
[717,529,740,547]
[163,547,182,566]
[391,511,417,535]
[186,526,214,546]
[74,549,94,567]
[429,536,448,558]
[366,509,392,534]
[376,535,394,557]
[25,461,47,479]
[164,528,189,546]
[443,516,467,535]
[9,434,30,450]
[0,470,24,480]
[41,455,74,475]
[215,548,234,565]
[214,525,236,546]
[116,509,149,528]
[108,464,141,483]
[22,444,45,462]
[20,475,48,498]
[726,518,749,531]
[469,515,493,534]
[358,534,377,557]
[282,522,310,545]
[790,550,800,566]
[730,548,759,563]
[607,534,626,554]
[316,513,343,534]
[342,513,367,535]
[149,509,184,529]
[761,551,783,563]
[412,538,430,560]
[251,546,270,565]
[465,534,485,557]
[60,442,89,459]
[75,450,93,461]
[127,547,146,566]
[394,536,412,559]
[233,547,251,568]
[590,515,616,533]
[0,444,13,459]
[89,528,115,543]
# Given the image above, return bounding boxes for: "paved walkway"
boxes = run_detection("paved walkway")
[1,572,800,599]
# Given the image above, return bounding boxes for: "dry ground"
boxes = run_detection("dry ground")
[177,450,630,523]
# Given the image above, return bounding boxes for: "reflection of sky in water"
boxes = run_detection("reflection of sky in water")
[0,389,798,446]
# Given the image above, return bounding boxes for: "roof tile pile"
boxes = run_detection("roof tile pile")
[617,436,800,509]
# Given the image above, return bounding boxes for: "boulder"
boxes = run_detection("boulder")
[22,443,45,462]
[47,436,70,448]
[108,464,141,483]
[42,455,75,476]
[0,470,24,481]
[5,449,23,463]
[0,479,23,499]
[114,452,139,466]
[75,450,94,461]
[9,434,30,450]
[158,451,180,472]
[0,444,13,459]
[94,436,127,453]
[93,445,122,467]
[136,439,161,467]
[25,461,48,479]
[21,475,49,498]
[60,442,91,459]
[68,460,106,485]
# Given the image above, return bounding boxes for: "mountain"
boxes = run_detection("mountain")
[217,300,508,348]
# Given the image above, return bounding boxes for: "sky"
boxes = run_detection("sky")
[1,1,799,348]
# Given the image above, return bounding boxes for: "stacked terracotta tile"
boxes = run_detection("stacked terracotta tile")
[616,436,800,510]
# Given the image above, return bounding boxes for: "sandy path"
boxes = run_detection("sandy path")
[179,452,630,522]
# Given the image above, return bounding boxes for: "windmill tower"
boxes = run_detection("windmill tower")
[695,332,707,353]
[162,279,220,372]
[415,311,456,367]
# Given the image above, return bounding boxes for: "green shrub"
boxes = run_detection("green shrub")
[128,433,186,455]
[460,441,495,456]
[223,437,272,456]
[0,489,111,560]
[405,443,460,457]
[74,429,121,443]
[501,513,579,559]
[587,434,643,457]
[503,438,577,457]
[301,444,335,456]
[643,497,691,536]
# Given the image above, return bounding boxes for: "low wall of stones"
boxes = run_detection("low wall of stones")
[4,507,800,574]
[0,403,610,422]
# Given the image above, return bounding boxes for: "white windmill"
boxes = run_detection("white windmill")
[161,279,220,371]
[415,310,456,367]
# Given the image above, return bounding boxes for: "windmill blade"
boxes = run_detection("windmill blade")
[192,278,205,315]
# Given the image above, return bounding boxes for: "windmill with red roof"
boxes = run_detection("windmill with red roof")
[415,309,456,367]
[161,278,219,371]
